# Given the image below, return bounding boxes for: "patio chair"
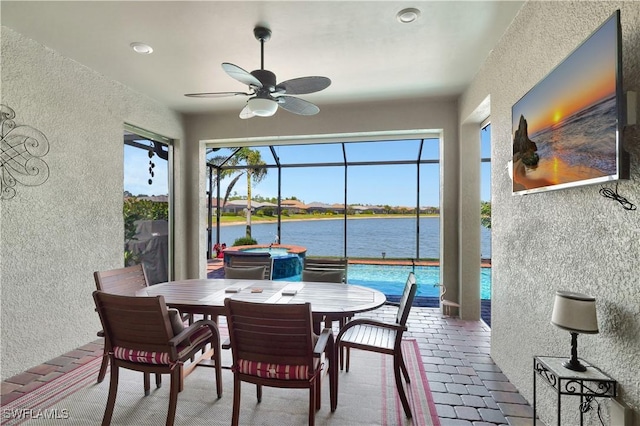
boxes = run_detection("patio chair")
[224,265,266,280]
[303,257,348,283]
[226,252,273,280]
[224,299,336,426]
[302,257,349,360]
[335,272,417,418]
[93,291,222,426]
[94,264,158,385]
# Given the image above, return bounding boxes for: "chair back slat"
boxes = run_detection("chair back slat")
[226,253,273,280]
[396,272,418,326]
[303,257,348,283]
[93,291,173,353]
[225,299,315,367]
[94,264,149,295]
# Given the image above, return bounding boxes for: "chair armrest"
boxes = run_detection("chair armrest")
[313,328,334,357]
[336,318,406,341]
[169,319,220,347]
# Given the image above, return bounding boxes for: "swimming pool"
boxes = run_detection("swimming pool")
[242,247,291,256]
[273,264,492,299]
[350,264,491,299]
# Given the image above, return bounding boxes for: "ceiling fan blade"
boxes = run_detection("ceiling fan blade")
[222,62,263,88]
[278,96,320,115]
[239,104,255,119]
[275,76,331,95]
[184,91,251,98]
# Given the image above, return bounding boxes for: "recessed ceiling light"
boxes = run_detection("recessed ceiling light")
[130,42,153,54]
[396,8,421,24]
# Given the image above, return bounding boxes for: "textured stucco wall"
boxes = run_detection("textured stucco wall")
[0,27,184,379]
[461,2,640,424]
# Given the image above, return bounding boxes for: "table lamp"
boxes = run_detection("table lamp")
[551,291,599,372]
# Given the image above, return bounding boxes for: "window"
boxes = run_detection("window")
[123,127,173,284]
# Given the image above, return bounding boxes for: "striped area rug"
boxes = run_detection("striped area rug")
[3,339,439,426]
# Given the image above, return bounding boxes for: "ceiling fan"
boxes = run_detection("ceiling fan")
[185,26,331,119]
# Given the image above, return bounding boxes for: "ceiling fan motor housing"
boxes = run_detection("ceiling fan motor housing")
[251,69,277,91]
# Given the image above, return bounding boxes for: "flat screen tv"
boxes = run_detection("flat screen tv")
[512,10,629,195]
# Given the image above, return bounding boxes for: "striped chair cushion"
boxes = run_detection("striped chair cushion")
[237,360,311,380]
[113,327,212,365]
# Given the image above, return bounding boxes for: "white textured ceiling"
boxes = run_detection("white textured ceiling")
[1,1,523,115]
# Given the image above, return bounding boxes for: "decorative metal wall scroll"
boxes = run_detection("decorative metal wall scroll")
[0,104,50,200]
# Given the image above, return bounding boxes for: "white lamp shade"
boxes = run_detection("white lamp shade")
[247,97,278,117]
[551,291,599,334]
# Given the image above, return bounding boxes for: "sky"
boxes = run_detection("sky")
[125,129,492,207]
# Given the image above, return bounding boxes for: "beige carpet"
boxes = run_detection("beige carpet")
[6,340,438,426]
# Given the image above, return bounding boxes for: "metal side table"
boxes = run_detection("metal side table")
[533,356,616,426]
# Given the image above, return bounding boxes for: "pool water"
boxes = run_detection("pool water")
[275,264,492,299]
[348,264,492,299]
[242,247,291,257]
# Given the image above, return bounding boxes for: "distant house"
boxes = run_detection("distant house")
[217,199,278,214]
[351,205,385,214]
[281,199,308,213]
[329,203,346,214]
[305,202,333,213]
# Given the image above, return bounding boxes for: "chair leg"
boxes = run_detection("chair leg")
[101,360,119,426]
[97,353,108,383]
[212,343,222,399]
[156,373,162,389]
[393,354,412,418]
[330,342,338,412]
[256,384,262,403]
[178,364,185,393]
[166,368,179,426]
[309,385,316,426]
[315,372,321,410]
[399,351,410,383]
[232,376,241,426]
[345,346,351,372]
[144,372,151,396]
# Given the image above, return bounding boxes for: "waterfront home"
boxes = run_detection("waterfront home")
[2,2,638,425]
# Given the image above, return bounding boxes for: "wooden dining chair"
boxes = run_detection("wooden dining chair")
[335,272,417,419]
[226,252,273,280]
[224,299,337,426]
[93,264,155,385]
[302,257,350,361]
[303,257,348,282]
[224,265,266,280]
[93,291,222,426]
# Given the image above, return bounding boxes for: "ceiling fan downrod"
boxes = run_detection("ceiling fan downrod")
[253,26,271,70]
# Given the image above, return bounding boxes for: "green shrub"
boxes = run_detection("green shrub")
[233,237,257,246]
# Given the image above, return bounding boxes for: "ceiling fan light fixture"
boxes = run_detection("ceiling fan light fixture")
[396,8,421,23]
[247,97,278,117]
[130,42,153,54]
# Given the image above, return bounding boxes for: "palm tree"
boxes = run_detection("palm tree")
[212,148,268,239]
[206,152,240,209]
[481,201,491,229]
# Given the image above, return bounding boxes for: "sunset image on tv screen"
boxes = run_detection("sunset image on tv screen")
[511,12,621,195]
